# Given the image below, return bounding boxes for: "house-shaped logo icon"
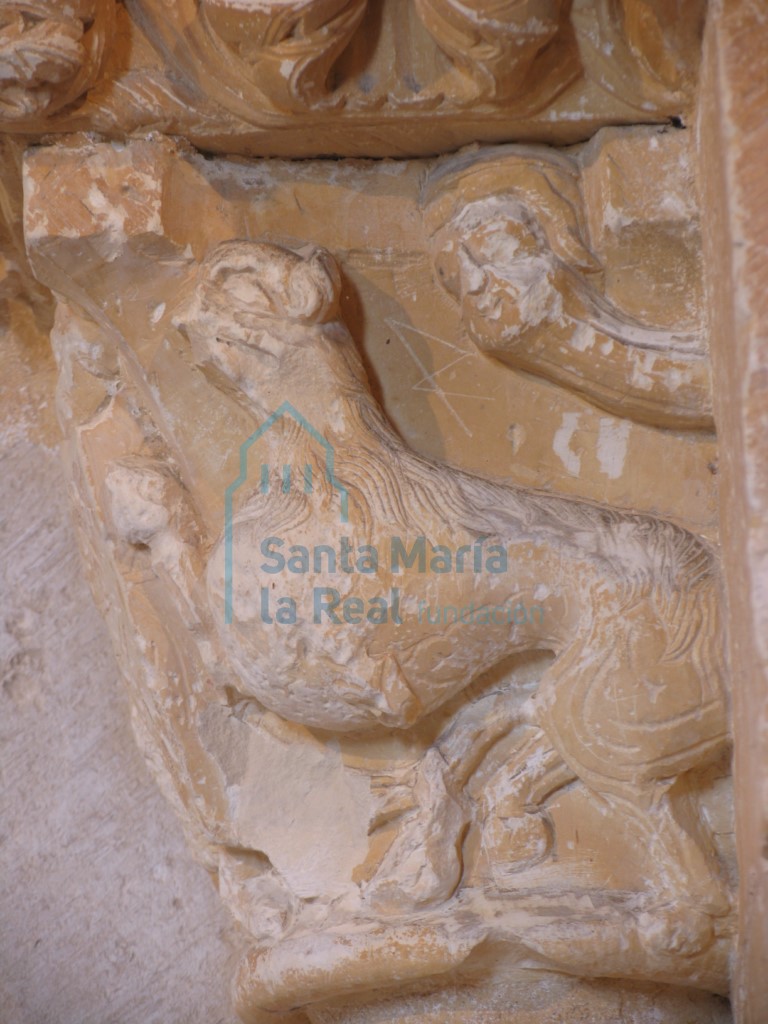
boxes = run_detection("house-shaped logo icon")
[224,401,349,624]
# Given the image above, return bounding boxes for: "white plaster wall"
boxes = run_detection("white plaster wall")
[0,326,245,1024]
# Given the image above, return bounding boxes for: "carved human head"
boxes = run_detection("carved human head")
[424,149,603,342]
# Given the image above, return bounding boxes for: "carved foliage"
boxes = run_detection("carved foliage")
[131,0,696,121]
[413,0,571,101]
[0,0,114,124]
[574,0,708,112]
[200,0,368,108]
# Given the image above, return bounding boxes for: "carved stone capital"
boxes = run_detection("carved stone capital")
[22,132,734,1021]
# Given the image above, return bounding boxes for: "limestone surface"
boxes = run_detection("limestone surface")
[3,2,764,1022]
[22,130,735,1022]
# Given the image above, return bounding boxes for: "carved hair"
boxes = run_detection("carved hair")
[422,146,601,275]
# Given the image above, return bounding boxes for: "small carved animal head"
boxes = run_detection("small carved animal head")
[175,239,344,410]
[184,239,341,329]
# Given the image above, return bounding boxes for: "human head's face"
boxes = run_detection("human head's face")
[432,195,564,342]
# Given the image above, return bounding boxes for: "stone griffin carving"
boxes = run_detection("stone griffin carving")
[0,0,114,124]
[180,240,728,914]
[39,232,729,1015]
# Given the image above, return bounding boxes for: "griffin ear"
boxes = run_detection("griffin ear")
[286,247,341,323]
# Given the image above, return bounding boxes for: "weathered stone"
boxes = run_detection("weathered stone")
[3,2,767,1022]
[22,128,735,1022]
